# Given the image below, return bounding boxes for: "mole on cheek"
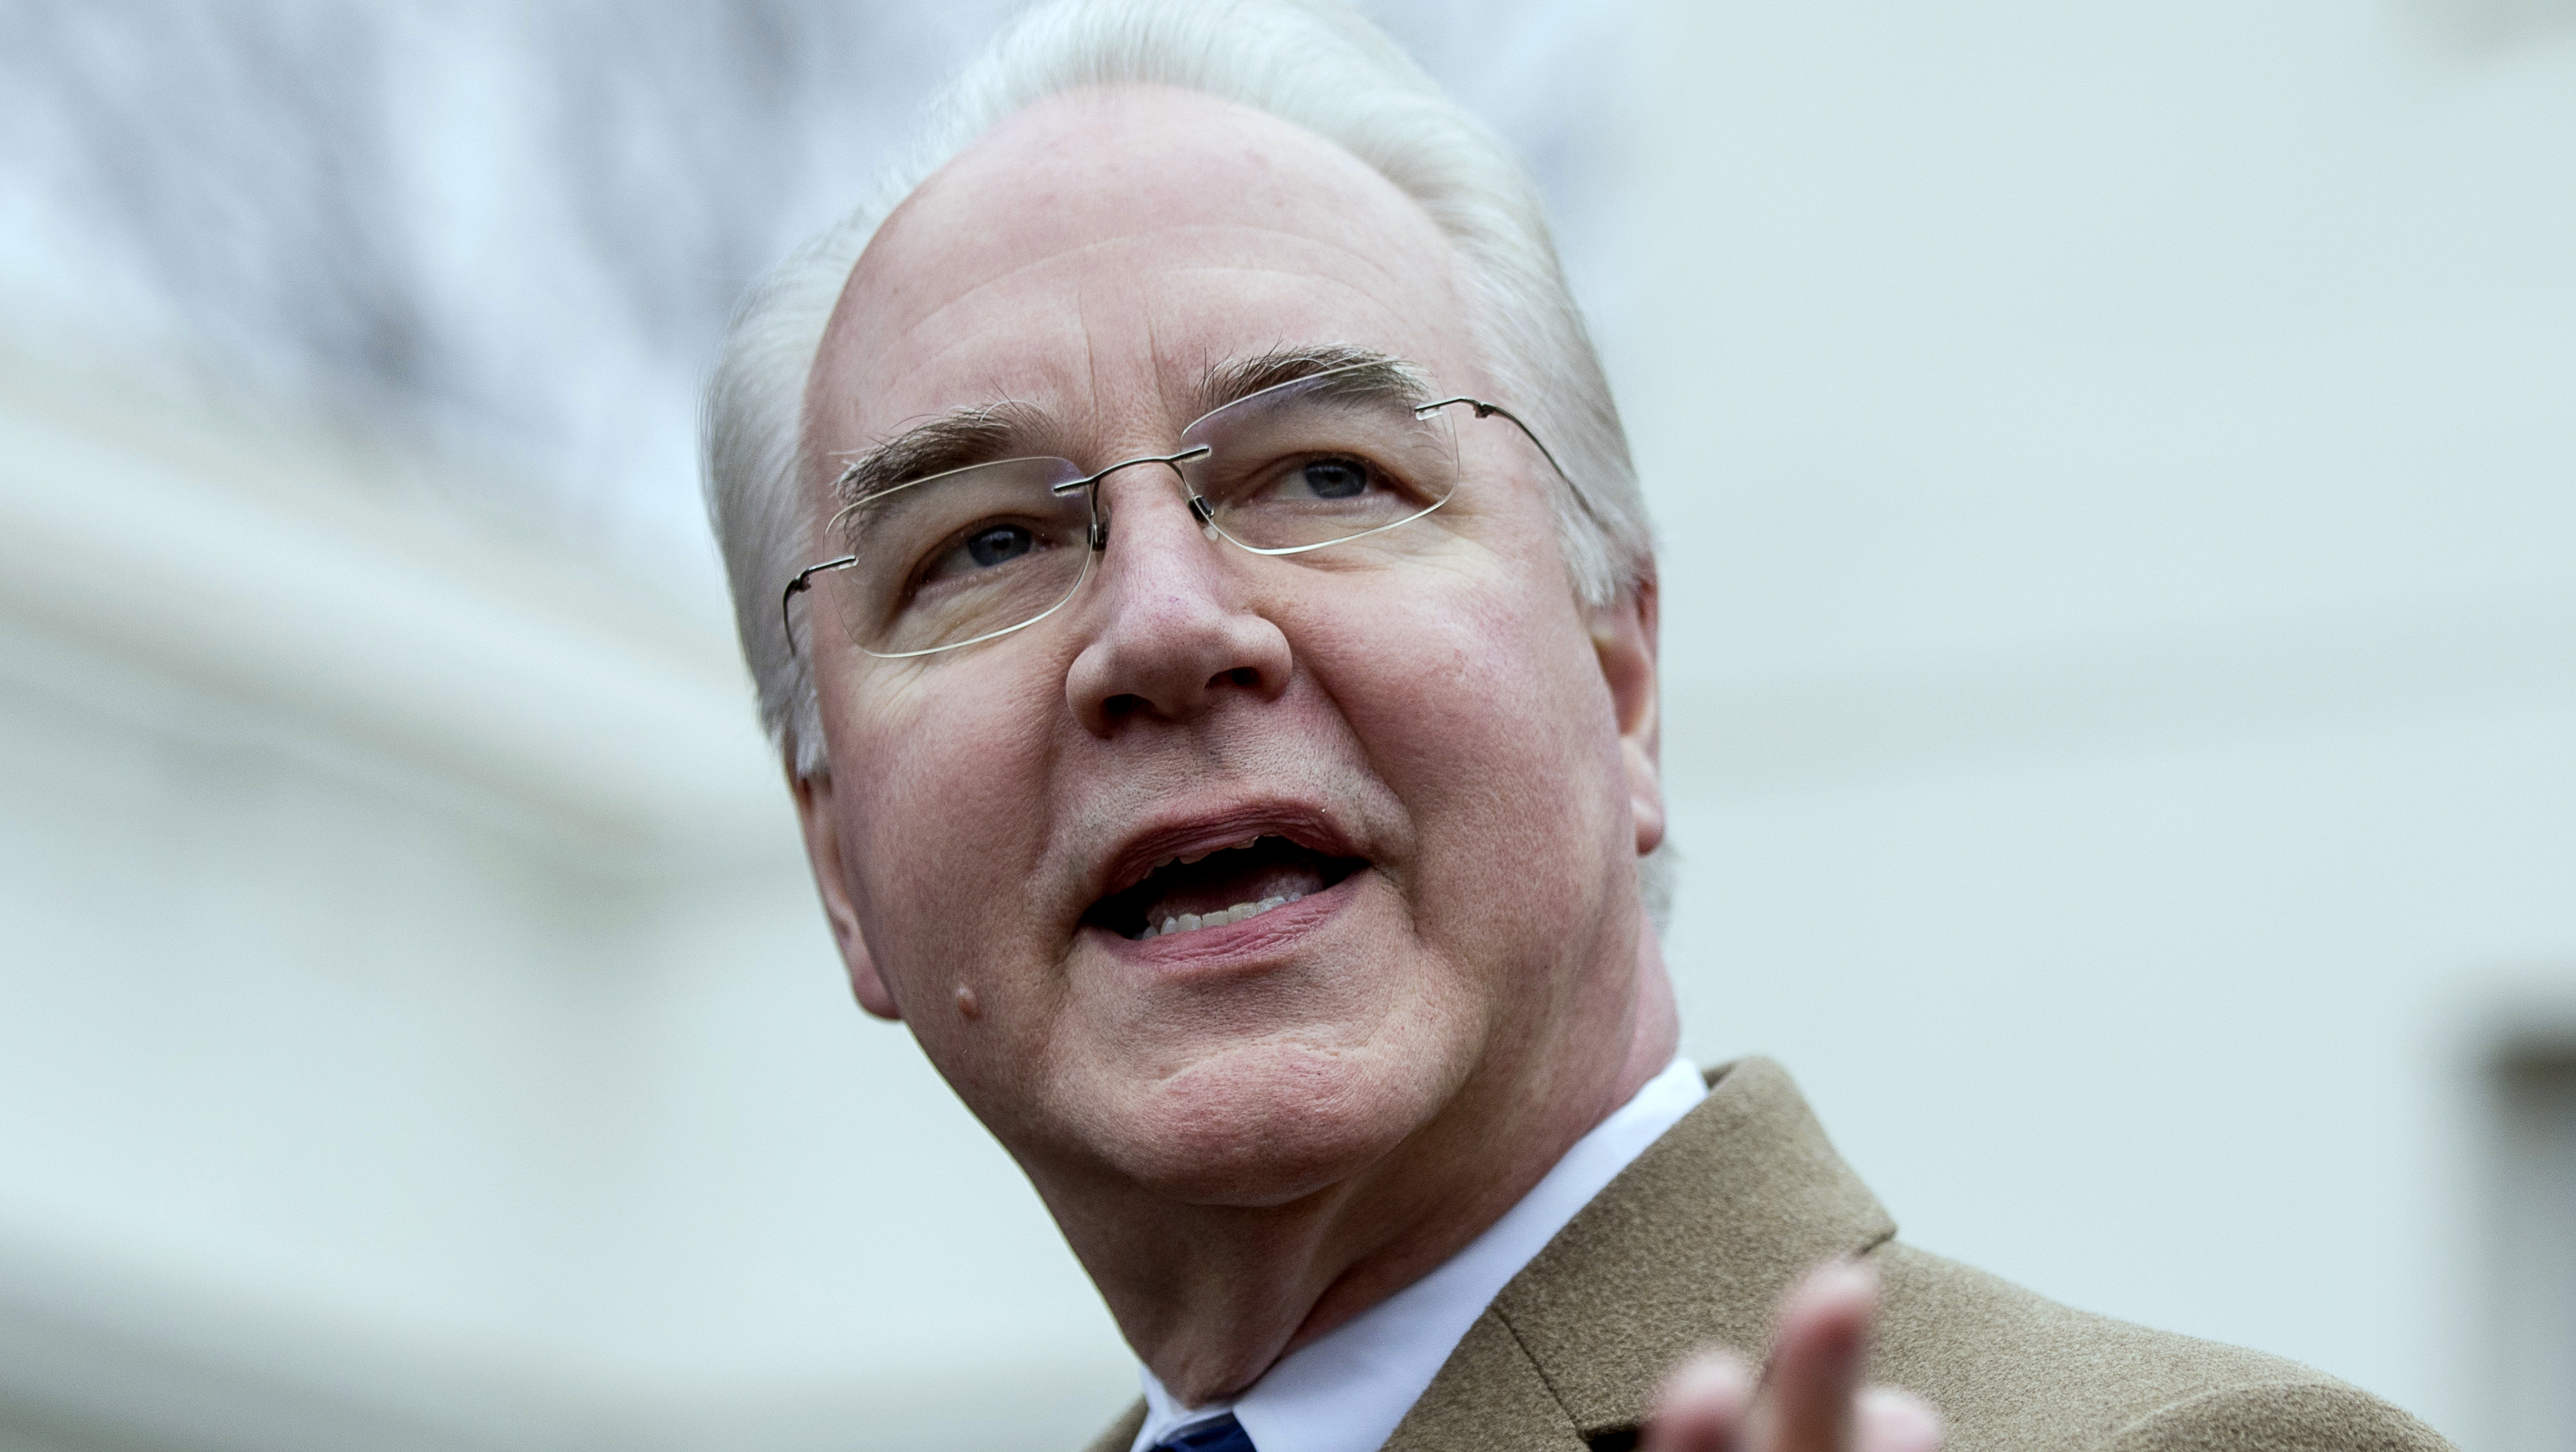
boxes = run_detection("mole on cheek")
[954,984,984,1020]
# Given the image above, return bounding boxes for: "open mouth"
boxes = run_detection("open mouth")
[1085,836,1367,942]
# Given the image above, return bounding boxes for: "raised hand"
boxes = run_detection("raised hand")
[1644,1261,1942,1452]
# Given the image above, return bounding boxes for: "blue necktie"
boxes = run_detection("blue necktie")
[1154,1412,1257,1452]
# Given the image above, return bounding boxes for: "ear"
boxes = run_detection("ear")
[1589,576,1664,859]
[790,763,903,1021]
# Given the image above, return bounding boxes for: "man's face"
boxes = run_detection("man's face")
[798,86,1663,1210]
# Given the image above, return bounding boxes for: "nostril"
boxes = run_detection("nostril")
[1102,693,1148,721]
[1226,667,1259,687]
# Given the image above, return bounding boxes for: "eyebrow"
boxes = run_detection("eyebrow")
[824,344,1431,533]
[826,400,1050,516]
[1194,344,1428,417]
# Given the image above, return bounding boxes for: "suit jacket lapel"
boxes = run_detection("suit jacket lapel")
[1386,1057,1896,1449]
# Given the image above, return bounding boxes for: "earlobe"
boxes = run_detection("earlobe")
[845,954,901,1021]
[790,764,904,1022]
[1589,577,1665,859]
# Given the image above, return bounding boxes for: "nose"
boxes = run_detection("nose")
[1064,467,1291,736]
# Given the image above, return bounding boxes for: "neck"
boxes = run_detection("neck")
[1046,941,1681,1405]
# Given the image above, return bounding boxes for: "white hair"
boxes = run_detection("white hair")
[700,0,1669,923]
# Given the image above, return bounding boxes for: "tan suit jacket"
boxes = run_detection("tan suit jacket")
[1086,1057,2451,1452]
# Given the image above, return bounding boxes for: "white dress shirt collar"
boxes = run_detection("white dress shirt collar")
[1131,1055,1709,1452]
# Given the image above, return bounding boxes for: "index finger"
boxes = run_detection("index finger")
[1760,1260,1877,1452]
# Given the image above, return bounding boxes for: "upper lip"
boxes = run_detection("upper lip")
[1086,797,1364,910]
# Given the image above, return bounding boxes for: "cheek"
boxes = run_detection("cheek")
[1308,561,1630,954]
[832,672,1063,985]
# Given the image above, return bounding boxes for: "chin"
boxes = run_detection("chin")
[1092,1033,1463,1207]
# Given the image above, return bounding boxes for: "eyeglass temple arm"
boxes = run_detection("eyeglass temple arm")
[1419,396,1611,537]
[780,555,859,652]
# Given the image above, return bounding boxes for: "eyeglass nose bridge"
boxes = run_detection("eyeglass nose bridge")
[1048,443,1218,552]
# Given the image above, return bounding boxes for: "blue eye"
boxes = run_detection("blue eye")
[964,524,1036,567]
[1300,458,1370,499]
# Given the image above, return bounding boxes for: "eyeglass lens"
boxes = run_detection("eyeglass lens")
[816,365,1462,658]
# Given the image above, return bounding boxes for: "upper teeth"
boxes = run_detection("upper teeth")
[1138,892,1302,941]
[1161,839,1260,873]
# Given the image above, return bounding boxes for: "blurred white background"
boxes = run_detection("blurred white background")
[0,2,2569,1450]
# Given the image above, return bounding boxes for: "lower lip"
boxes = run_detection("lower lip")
[1101,870,1364,968]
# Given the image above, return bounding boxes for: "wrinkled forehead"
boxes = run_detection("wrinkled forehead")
[807,85,1481,462]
